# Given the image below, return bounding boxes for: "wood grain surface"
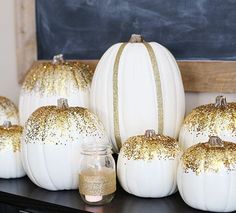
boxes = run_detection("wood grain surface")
[80,59,236,93]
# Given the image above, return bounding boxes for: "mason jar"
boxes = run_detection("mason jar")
[79,144,116,205]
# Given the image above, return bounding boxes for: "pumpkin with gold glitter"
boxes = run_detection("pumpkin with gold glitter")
[90,34,185,153]
[177,136,236,212]
[19,54,93,125]
[0,96,19,124]
[21,98,109,191]
[0,121,25,178]
[117,130,181,198]
[179,95,236,150]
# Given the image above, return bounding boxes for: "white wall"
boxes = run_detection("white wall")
[0,0,20,105]
[0,0,235,115]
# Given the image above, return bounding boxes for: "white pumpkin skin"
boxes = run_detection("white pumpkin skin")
[0,96,19,125]
[177,137,236,212]
[177,165,236,212]
[19,55,93,125]
[179,96,236,150]
[117,130,180,198]
[91,39,185,152]
[0,123,25,178]
[19,92,90,126]
[117,152,179,198]
[21,101,109,191]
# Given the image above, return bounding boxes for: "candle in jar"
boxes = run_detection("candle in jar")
[79,167,116,204]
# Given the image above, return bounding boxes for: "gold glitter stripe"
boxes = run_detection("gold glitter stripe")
[113,43,127,150]
[143,42,164,134]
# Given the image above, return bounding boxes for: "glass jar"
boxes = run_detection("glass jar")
[79,144,116,205]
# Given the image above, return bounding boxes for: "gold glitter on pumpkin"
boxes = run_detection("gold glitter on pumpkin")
[0,124,23,152]
[23,102,107,146]
[183,102,236,136]
[121,130,180,160]
[22,60,93,96]
[181,138,236,175]
[0,96,19,121]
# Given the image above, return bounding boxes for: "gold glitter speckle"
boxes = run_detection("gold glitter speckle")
[121,130,180,160]
[0,96,19,122]
[183,101,236,136]
[23,103,107,146]
[0,124,23,152]
[181,137,236,175]
[22,60,93,96]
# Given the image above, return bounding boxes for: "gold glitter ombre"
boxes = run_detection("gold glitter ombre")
[0,96,19,123]
[121,130,180,161]
[23,99,107,145]
[181,136,236,174]
[0,121,23,152]
[183,96,236,136]
[22,54,93,96]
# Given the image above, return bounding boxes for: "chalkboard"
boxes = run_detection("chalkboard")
[36,0,236,60]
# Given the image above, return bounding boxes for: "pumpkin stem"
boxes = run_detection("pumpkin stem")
[52,54,64,64]
[57,98,69,109]
[129,34,144,43]
[208,136,224,147]
[3,121,12,128]
[145,129,156,138]
[215,95,227,108]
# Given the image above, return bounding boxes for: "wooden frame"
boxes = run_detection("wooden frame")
[15,0,236,93]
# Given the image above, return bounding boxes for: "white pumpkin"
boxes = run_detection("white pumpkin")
[0,121,25,178]
[177,136,236,212]
[19,54,93,125]
[179,95,236,150]
[91,34,185,152]
[21,98,109,191]
[117,130,181,198]
[0,96,19,124]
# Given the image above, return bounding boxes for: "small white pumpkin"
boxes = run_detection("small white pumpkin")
[0,96,19,124]
[90,34,185,152]
[179,96,236,150]
[21,98,109,191]
[117,130,181,198]
[177,136,236,212]
[19,54,93,125]
[0,121,25,178]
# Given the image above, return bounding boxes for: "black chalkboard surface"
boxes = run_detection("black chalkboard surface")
[36,0,236,60]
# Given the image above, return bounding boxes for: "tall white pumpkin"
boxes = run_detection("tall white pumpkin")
[21,99,109,191]
[117,130,181,198]
[0,121,25,178]
[177,136,236,212]
[19,54,93,125]
[0,96,19,124]
[179,95,236,150]
[91,34,185,152]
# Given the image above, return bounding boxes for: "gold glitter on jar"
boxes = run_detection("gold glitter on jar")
[181,136,236,175]
[0,96,19,124]
[22,54,93,96]
[183,96,236,136]
[121,130,180,160]
[0,121,23,152]
[23,99,107,146]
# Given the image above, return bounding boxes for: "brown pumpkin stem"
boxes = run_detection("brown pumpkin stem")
[3,121,12,128]
[57,98,69,109]
[129,34,144,43]
[208,136,224,147]
[145,129,156,138]
[215,95,227,108]
[52,54,64,64]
